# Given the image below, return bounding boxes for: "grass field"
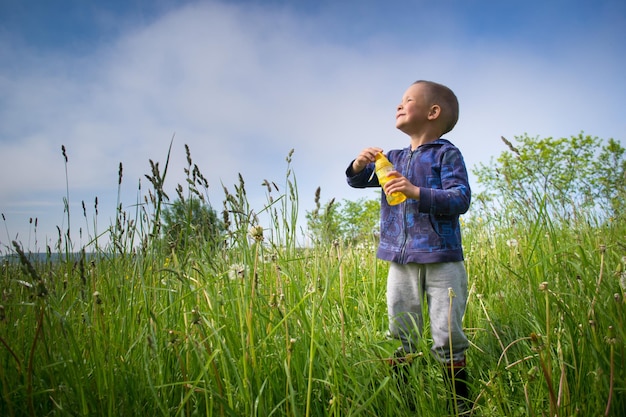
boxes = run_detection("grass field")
[1,150,624,416]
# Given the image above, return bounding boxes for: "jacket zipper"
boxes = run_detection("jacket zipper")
[399,149,416,263]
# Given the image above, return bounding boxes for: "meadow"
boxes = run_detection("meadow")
[1,146,624,416]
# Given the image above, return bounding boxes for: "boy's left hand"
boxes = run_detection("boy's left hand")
[384,171,420,200]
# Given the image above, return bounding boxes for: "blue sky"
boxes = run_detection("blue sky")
[1,0,625,251]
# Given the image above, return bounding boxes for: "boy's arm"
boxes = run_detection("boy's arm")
[346,160,378,188]
[346,147,384,189]
[418,148,471,215]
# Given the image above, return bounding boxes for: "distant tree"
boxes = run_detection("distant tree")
[306,187,380,247]
[306,187,342,246]
[339,197,380,245]
[592,137,626,219]
[472,133,625,224]
[161,197,224,254]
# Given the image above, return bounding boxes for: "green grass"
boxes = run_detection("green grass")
[1,149,624,416]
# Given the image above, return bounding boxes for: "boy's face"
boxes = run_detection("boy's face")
[395,83,433,134]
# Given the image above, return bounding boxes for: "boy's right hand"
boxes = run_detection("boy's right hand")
[352,147,383,173]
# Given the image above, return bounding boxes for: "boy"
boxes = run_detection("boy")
[346,80,471,410]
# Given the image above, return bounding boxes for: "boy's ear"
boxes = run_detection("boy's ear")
[427,104,441,120]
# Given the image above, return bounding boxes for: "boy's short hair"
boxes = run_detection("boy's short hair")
[414,80,459,135]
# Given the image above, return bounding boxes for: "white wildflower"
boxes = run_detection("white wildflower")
[506,239,518,248]
[228,263,247,280]
[248,225,264,242]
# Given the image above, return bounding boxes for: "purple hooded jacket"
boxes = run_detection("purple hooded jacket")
[346,139,471,264]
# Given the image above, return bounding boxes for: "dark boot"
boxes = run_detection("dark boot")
[387,347,411,383]
[388,347,417,411]
[444,359,470,415]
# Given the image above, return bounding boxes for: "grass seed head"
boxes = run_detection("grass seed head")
[605,325,616,344]
[191,307,201,325]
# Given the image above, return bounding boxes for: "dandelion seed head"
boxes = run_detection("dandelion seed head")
[506,239,518,248]
[93,291,102,304]
[249,225,264,242]
[228,264,247,280]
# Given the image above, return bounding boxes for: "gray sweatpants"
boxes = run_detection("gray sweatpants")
[387,261,469,364]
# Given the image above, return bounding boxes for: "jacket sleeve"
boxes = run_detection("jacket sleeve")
[346,161,380,188]
[418,148,471,215]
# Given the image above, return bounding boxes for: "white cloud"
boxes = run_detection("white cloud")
[1,0,624,250]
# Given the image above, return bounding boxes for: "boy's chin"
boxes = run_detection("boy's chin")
[395,123,410,134]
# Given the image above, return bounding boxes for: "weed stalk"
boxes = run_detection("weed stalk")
[61,145,72,259]
[604,325,615,417]
[447,287,459,416]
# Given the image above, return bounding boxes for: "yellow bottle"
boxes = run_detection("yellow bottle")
[374,152,407,205]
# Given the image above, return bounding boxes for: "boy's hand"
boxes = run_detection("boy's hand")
[352,147,383,173]
[384,171,421,200]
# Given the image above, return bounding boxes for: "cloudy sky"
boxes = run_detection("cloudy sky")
[1,0,625,252]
